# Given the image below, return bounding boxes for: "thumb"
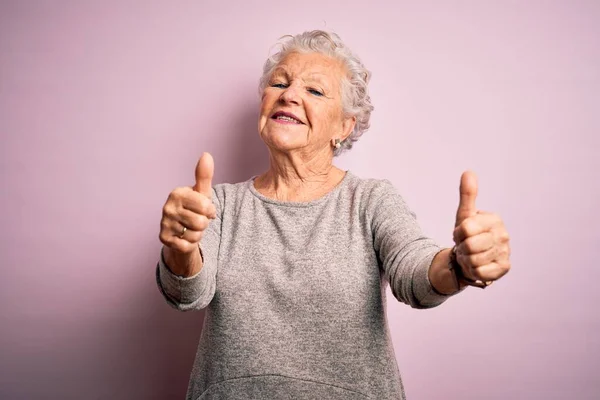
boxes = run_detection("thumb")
[193,152,214,197]
[455,170,478,227]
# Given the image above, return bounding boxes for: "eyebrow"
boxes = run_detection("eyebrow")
[271,68,332,90]
[305,73,329,85]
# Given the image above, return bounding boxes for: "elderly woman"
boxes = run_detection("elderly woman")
[157,30,510,399]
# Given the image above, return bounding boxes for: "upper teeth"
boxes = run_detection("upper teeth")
[276,115,299,123]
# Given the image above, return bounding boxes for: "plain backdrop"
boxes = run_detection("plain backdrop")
[1,1,598,399]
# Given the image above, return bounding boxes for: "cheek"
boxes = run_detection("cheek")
[258,94,273,130]
[312,107,341,132]
[306,105,327,130]
[260,92,277,115]
[258,113,270,134]
[259,95,268,114]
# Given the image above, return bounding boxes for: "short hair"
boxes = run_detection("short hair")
[259,30,374,156]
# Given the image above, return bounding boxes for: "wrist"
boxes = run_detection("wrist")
[429,248,463,295]
[163,246,203,277]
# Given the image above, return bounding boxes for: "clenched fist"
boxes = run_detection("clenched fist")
[159,152,216,256]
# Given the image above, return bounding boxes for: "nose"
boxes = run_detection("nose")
[279,83,301,105]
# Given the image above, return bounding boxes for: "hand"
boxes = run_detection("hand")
[159,152,216,254]
[452,171,511,285]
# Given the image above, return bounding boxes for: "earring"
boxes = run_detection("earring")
[333,139,342,149]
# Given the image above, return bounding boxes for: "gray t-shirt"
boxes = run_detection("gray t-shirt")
[156,171,455,399]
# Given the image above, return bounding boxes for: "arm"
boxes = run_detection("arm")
[370,181,463,309]
[374,171,511,307]
[155,153,222,311]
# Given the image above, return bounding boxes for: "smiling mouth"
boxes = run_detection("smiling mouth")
[271,111,304,124]
[274,115,302,124]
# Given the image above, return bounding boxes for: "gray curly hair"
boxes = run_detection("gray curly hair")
[258,30,374,156]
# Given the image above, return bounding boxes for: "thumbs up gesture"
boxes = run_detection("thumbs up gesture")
[159,152,217,255]
[452,171,511,286]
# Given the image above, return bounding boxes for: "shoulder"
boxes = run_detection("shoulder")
[208,179,253,211]
[344,172,415,219]
[212,180,248,197]
[344,172,402,203]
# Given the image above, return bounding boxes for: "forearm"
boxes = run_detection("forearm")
[163,245,203,277]
[428,248,468,295]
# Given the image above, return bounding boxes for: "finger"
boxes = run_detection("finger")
[181,191,216,218]
[162,194,214,229]
[177,209,210,232]
[163,236,201,254]
[456,245,498,269]
[177,227,203,244]
[453,212,501,243]
[193,152,214,197]
[456,232,494,255]
[471,262,510,282]
[162,218,204,244]
[455,170,478,227]
[159,220,199,252]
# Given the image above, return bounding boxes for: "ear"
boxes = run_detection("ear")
[341,116,357,141]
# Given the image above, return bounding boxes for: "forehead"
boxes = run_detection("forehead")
[272,52,346,84]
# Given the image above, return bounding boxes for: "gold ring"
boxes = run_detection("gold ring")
[178,226,187,238]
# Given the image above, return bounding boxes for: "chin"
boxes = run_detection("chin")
[261,127,306,149]
[264,137,305,153]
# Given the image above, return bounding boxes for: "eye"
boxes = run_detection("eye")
[308,88,323,96]
[271,83,288,89]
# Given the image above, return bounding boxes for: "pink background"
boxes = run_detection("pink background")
[1,1,598,399]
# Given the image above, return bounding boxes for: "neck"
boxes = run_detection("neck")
[254,149,345,202]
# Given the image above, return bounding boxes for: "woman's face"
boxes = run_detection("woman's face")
[258,52,353,157]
